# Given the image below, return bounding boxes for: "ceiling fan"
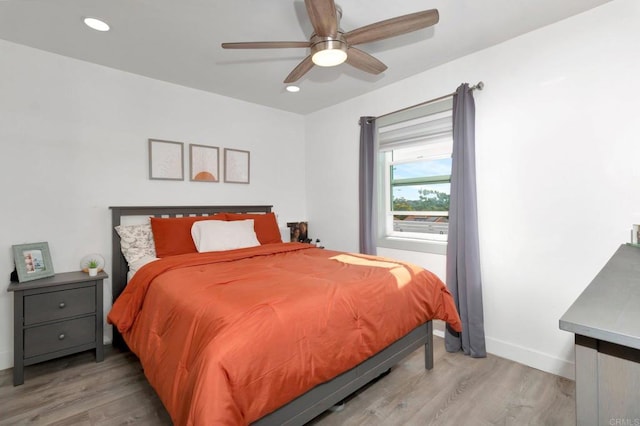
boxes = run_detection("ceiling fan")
[221,0,439,84]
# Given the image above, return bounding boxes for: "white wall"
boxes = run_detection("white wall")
[0,40,307,370]
[306,0,640,378]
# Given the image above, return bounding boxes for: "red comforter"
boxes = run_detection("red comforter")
[108,243,461,425]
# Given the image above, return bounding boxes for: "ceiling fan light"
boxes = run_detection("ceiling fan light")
[312,48,347,67]
[310,37,348,67]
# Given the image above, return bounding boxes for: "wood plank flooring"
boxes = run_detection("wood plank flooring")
[0,337,575,425]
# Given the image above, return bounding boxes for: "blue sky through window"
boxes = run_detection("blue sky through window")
[392,158,451,179]
[392,158,451,201]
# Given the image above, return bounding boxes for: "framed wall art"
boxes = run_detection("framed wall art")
[12,241,55,282]
[190,144,219,182]
[287,222,309,243]
[149,139,184,180]
[224,148,250,184]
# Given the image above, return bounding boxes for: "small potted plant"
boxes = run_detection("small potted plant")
[87,259,99,277]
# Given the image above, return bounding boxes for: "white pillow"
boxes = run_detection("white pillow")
[129,255,159,274]
[127,255,159,282]
[191,219,260,252]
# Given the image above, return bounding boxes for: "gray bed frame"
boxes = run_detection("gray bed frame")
[110,205,434,425]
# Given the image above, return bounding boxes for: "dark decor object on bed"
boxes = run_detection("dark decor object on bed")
[109,205,461,426]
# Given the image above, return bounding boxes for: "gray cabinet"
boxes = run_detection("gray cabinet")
[8,271,106,386]
[560,244,640,425]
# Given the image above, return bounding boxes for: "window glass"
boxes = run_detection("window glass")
[376,98,453,253]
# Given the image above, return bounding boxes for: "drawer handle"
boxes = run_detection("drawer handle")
[59,302,66,309]
[58,333,65,340]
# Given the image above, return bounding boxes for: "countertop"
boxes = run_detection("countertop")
[560,244,640,350]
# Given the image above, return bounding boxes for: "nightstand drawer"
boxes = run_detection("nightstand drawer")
[24,286,95,325]
[24,316,96,359]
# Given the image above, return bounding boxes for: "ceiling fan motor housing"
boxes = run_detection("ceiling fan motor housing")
[310,34,347,66]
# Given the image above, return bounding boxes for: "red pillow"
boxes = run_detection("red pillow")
[225,212,282,245]
[150,214,227,257]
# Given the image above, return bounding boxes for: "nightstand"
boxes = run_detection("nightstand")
[7,270,107,386]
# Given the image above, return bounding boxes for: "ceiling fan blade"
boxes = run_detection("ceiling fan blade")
[304,0,338,37]
[284,56,315,83]
[222,41,311,49]
[344,9,439,46]
[346,48,387,75]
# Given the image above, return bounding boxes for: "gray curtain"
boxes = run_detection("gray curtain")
[445,84,487,358]
[359,117,377,255]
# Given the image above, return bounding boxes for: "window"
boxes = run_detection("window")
[376,98,453,254]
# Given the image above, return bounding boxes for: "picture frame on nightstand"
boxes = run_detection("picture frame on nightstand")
[287,222,309,243]
[12,241,55,283]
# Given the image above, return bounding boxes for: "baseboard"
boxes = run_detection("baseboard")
[0,349,12,371]
[486,336,575,379]
[431,321,574,379]
[433,319,445,338]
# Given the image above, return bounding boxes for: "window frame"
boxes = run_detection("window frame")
[375,98,453,255]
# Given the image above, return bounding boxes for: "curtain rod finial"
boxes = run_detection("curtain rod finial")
[475,81,484,90]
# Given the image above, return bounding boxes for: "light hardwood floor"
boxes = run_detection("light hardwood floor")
[0,337,575,425]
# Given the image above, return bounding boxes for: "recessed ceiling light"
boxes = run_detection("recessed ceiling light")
[84,17,110,32]
[286,85,300,93]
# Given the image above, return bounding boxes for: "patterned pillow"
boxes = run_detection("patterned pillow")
[115,222,157,265]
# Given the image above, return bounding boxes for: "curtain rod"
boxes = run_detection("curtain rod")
[373,81,484,121]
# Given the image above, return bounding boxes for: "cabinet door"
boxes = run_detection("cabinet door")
[598,352,640,424]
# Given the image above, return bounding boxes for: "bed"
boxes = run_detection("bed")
[108,205,461,425]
